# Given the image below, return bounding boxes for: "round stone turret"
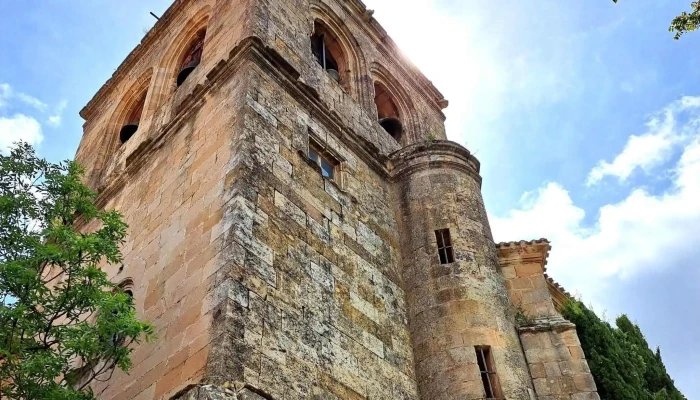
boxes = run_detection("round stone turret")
[390,141,533,400]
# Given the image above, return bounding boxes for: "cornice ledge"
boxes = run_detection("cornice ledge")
[388,140,482,184]
[79,0,188,121]
[518,315,576,334]
[496,238,551,248]
[546,274,573,299]
[496,239,551,267]
[94,36,397,205]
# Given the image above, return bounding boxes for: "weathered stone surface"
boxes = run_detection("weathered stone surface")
[391,142,533,400]
[173,385,238,400]
[73,0,599,399]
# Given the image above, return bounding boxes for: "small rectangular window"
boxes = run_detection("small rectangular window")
[309,142,338,180]
[475,346,503,399]
[435,229,455,264]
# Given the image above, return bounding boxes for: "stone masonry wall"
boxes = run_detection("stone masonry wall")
[82,61,249,399]
[520,323,599,400]
[391,142,534,400]
[201,57,419,399]
[73,0,435,396]
[73,2,259,396]
[498,241,600,400]
[499,240,558,319]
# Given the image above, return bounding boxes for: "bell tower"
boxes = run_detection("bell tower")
[74,0,598,399]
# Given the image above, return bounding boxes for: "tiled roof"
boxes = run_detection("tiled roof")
[496,238,550,248]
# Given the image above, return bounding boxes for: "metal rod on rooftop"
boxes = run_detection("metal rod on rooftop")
[150,12,160,21]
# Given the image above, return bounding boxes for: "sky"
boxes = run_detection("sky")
[1,0,698,397]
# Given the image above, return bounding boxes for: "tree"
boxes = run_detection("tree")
[669,2,700,39]
[616,315,685,400]
[562,300,686,400]
[613,0,700,39]
[0,142,153,399]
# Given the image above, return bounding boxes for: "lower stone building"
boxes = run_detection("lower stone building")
[72,0,601,399]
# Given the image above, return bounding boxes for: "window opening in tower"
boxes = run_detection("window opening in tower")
[177,30,205,87]
[311,33,340,83]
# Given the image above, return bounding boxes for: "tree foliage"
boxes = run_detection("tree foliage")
[613,0,700,39]
[669,2,700,39]
[0,143,153,399]
[562,300,686,400]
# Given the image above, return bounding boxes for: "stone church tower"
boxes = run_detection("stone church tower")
[75,0,600,399]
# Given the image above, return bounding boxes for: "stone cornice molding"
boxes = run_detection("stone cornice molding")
[517,315,576,334]
[94,36,397,207]
[496,239,551,270]
[388,140,482,185]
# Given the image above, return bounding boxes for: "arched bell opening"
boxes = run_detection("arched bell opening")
[311,21,347,85]
[177,29,206,87]
[374,82,403,142]
[379,117,403,141]
[119,91,146,145]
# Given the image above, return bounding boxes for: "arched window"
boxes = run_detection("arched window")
[119,91,146,145]
[110,279,135,346]
[311,21,346,84]
[116,278,135,300]
[374,82,403,142]
[177,29,206,87]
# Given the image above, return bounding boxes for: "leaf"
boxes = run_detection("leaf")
[0,141,153,399]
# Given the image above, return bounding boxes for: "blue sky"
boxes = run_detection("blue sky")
[1,0,698,397]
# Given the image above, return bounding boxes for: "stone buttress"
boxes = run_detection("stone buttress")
[498,241,600,400]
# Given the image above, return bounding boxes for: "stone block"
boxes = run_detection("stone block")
[533,377,561,396]
[559,376,576,394]
[568,345,586,360]
[501,266,516,279]
[544,361,562,377]
[572,393,601,400]
[560,328,582,346]
[515,262,543,277]
[529,362,547,379]
[573,374,598,392]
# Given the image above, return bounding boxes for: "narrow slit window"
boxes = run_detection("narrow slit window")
[435,229,455,264]
[475,346,503,399]
[309,142,338,180]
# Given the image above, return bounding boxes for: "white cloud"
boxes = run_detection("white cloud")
[47,100,68,127]
[15,92,48,112]
[492,97,700,306]
[0,83,12,108]
[0,114,44,153]
[587,96,700,185]
[0,82,51,112]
